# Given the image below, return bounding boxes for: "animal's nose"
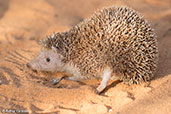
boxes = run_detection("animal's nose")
[26,63,37,73]
[26,63,31,68]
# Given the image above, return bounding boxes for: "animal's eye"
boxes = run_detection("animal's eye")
[46,58,50,62]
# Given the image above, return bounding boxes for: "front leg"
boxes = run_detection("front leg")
[52,76,68,85]
[96,67,112,94]
[52,75,83,85]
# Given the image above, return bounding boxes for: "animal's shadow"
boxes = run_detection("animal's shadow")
[152,17,171,80]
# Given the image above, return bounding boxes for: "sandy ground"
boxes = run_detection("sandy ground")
[0,0,171,114]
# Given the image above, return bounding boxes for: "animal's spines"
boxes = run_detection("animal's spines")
[39,33,60,49]
[92,6,158,84]
[39,6,158,85]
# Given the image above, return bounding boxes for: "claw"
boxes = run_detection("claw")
[51,76,68,85]
[95,86,104,95]
[52,78,62,85]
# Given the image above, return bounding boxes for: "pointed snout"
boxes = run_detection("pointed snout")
[26,62,38,73]
[26,63,31,68]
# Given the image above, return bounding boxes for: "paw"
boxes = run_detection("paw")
[51,76,68,85]
[95,86,104,95]
[51,78,62,85]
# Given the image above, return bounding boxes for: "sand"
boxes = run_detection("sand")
[0,0,171,114]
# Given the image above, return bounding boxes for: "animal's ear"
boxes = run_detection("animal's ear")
[51,46,57,52]
[52,46,64,59]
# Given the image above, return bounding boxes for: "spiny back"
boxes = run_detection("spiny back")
[40,6,158,84]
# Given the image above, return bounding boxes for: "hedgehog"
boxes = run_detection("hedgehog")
[27,6,158,94]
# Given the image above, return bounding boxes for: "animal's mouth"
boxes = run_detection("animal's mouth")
[32,69,38,73]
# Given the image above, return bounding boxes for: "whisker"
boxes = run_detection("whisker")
[14,50,30,61]
[7,51,27,62]
[20,49,37,57]
[4,58,24,67]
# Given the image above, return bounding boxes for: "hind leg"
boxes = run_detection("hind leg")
[110,72,121,80]
[96,67,112,94]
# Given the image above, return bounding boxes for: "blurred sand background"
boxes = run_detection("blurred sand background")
[0,0,171,114]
